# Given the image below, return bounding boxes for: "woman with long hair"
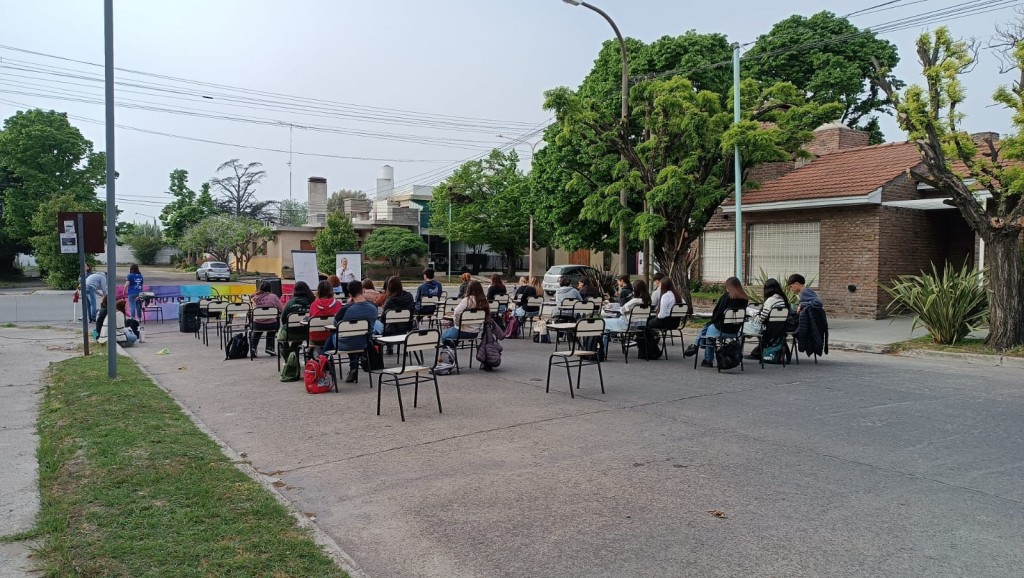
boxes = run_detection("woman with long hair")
[648,277,684,330]
[686,276,749,367]
[250,280,283,357]
[443,280,489,346]
[361,278,381,303]
[307,280,343,345]
[381,276,415,336]
[486,274,507,300]
[327,274,343,297]
[603,280,653,351]
[513,276,544,318]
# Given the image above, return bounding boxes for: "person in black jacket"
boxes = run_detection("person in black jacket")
[616,275,633,305]
[381,276,415,336]
[685,277,749,367]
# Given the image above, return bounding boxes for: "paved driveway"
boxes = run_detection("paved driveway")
[129,325,1024,577]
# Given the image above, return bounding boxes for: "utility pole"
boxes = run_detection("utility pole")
[104,0,117,377]
[733,42,744,283]
[288,123,294,199]
[497,135,541,279]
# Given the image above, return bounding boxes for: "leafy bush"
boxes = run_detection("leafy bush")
[125,222,165,265]
[581,268,617,297]
[314,212,357,275]
[363,226,427,276]
[883,262,987,345]
[745,268,813,305]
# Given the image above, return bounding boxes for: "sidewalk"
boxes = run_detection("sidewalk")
[0,327,77,577]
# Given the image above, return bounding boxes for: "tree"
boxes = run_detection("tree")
[179,214,273,273]
[125,221,165,265]
[745,11,902,144]
[433,149,537,277]
[159,169,220,245]
[313,211,358,275]
[277,198,308,226]
[362,227,427,276]
[875,26,1024,350]
[29,194,99,288]
[326,189,367,214]
[209,159,274,220]
[0,109,105,276]
[543,33,842,302]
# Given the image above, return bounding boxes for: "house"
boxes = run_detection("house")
[700,122,985,319]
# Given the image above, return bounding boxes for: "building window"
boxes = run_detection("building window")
[748,222,820,284]
[701,230,735,283]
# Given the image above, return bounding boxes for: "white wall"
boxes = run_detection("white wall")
[95,245,179,265]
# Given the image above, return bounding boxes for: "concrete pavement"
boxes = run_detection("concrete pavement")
[0,327,77,577]
[127,324,1024,577]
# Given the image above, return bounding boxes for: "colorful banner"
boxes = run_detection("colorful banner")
[114,283,295,320]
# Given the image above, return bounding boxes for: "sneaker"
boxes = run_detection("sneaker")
[700,360,714,368]
[265,348,276,356]
[684,344,699,357]
[344,370,358,383]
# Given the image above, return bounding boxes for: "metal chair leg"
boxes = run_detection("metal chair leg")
[395,379,406,422]
[596,358,605,394]
[433,374,442,413]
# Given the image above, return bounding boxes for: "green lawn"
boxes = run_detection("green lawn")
[28,353,346,577]
[891,336,1024,358]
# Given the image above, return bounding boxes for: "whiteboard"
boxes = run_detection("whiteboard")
[291,251,320,289]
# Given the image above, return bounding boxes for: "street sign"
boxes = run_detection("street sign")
[57,211,104,253]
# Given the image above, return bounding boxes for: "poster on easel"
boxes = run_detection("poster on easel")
[335,252,362,285]
[291,250,320,289]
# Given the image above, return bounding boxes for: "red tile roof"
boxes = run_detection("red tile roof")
[739,141,923,205]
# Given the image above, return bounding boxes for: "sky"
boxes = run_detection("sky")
[0,0,1019,223]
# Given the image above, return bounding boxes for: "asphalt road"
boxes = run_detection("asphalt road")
[128,327,1024,578]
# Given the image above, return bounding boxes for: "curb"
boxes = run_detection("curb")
[126,349,367,578]
[895,347,1024,368]
[828,340,893,354]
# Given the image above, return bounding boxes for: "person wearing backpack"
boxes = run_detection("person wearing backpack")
[279,281,315,380]
[685,277,749,368]
[324,280,378,383]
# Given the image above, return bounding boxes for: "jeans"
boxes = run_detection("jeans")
[85,286,98,321]
[697,324,736,362]
[128,293,143,319]
[123,329,138,346]
[442,327,477,346]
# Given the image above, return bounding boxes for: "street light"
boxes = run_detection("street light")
[560,0,631,280]
[497,135,541,279]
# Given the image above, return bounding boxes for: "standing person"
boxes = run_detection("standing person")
[85,269,107,323]
[327,274,343,298]
[415,268,444,316]
[124,264,145,320]
[685,277,749,367]
[337,257,357,298]
[787,274,822,312]
[381,276,415,336]
[649,272,665,314]
[456,272,473,299]
[443,280,489,346]
[308,281,343,346]
[280,281,315,359]
[249,280,283,357]
[486,274,507,301]
[361,278,381,304]
[326,280,379,383]
[616,275,633,305]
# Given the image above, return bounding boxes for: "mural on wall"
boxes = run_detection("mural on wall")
[113,283,296,320]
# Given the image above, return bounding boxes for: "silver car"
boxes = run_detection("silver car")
[542,265,599,296]
[196,261,231,282]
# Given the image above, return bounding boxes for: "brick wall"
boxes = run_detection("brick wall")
[879,171,922,202]
[747,161,796,185]
[805,125,871,156]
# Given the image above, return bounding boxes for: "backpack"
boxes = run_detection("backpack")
[360,344,385,372]
[637,328,662,360]
[761,337,787,364]
[304,354,334,394]
[225,333,249,360]
[715,339,743,370]
[433,346,457,375]
[280,351,301,382]
[503,315,519,339]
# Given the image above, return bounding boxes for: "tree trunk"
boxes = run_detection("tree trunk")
[984,230,1024,350]
[505,249,518,279]
[655,236,694,307]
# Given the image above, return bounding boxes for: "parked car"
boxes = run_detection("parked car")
[542,264,600,296]
[196,261,231,282]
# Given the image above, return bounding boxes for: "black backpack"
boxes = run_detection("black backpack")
[360,344,385,371]
[637,328,663,360]
[715,339,743,370]
[225,333,249,360]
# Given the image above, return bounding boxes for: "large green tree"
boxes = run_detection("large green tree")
[433,149,540,277]
[875,26,1024,349]
[363,227,427,276]
[179,214,273,273]
[277,198,308,227]
[745,11,901,143]
[210,159,274,220]
[326,189,367,214]
[0,109,105,276]
[542,32,842,301]
[313,211,358,275]
[29,194,99,288]
[159,169,219,245]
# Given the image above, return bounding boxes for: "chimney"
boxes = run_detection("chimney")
[376,165,394,198]
[807,122,870,156]
[307,176,328,226]
[970,132,1000,145]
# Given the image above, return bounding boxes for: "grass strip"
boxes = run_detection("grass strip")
[890,336,1024,358]
[34,353,346,577]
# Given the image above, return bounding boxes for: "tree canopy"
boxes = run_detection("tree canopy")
[29,193,98,288]
[159,169,220,244]
[277,199,308,227]
[875,25,1024,349]
[210,159,274,220]
[362,227,427,276]
[179,214,273,273]
[314,211,358,275]
[124,221,165,266]
[745,11,901,143]
[326,189,367,214]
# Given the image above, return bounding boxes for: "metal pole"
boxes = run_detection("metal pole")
[104,0,117,377]
[288,124,293,200]
[77,214,89,356]
[447,201,452,280]
[528,215,534,278]
[732,42,743,283]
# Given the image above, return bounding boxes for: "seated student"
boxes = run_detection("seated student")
[578,278,604,301]
[647,277,684,331]
[361,278,381,304]
[414,268,444,316]
[553,275,583,319]
[616,275,633,306]
[279,281,315,358]
[381,276,416,337]
[99,299,138,346]
[744,278,790,337]
[788,273,828,358]
[513,276,543,319]
[787,274,822,312]
[442,280,489,346]
[603,280,652,351]
[650,272,666,314]
[456,272,473,299]
[250,280,283,357]
[685,277,749,367]
[308,281,343,346]
[327,275,344,298]
[486,274,507,301]
[325,280,378,383]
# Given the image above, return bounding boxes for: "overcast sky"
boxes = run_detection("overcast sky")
[0,0,1017,222]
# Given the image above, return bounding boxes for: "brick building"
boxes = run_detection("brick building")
[701,122,983,319]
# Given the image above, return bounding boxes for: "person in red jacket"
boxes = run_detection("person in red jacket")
[308,280,342,345]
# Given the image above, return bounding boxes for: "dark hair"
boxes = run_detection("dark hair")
[558,275,571,287]
[423,268,435,279]
[618,274,630,284]
[115,299,127,314]
[100,295,108,308]
[292,281,315,302]
[362,278,375,291]
[489,274,505,292]
[385,276,403,296]
[465,280,490,316]
[763,278,786,302]
[659,277,682,306]
[258,281,272,293]
[787,274,806,286]
[316,280,334,298]
[632,280,651,307]
[327,274,341,288]
[129,263,140,274]
[653,271,665,281]
[460,272,472,283]
[725,276,749,300]
[347,280,363,296]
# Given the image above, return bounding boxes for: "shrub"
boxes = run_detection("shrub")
[882,262,987,345]
[125,222,165,265]
[745,268,813,305]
